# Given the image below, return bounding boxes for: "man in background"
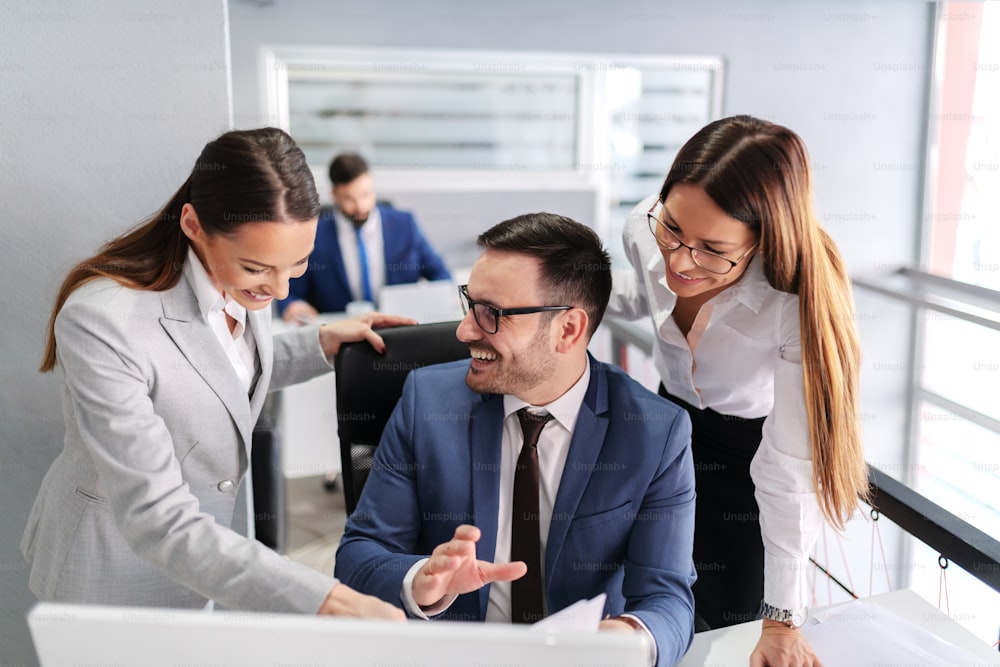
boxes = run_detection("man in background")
[278,152,451,321]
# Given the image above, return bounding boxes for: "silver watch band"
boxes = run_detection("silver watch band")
[758,600,808,628]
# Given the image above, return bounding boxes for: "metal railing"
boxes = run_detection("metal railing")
[601,308,1000,596]
[867,465,1000,593]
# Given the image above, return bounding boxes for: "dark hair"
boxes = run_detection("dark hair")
[477,213,611,338]
[659,114,867,528]
[40,127,319,372]
[328,152,370,186]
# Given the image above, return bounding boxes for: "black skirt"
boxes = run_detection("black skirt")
[659,384,766,630]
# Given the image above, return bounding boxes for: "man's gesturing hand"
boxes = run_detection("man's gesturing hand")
[411,524,528,609]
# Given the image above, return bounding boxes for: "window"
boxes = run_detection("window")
[262,46,722,265]
[918,1,1000,542]
[286,69,580,171]
[924,3,1000,287]
[911,1,1000,642]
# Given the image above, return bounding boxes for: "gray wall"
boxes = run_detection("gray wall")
[0,1,231,664]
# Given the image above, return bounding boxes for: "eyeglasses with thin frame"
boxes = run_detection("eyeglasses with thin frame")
[458,284,572,335]
[646,199,758,276]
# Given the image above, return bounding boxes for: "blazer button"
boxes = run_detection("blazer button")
[217,479,235,492]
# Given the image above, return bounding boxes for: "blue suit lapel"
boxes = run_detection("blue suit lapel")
[377,206,399,283]
[469,394,504,619]
[544,357,608,582]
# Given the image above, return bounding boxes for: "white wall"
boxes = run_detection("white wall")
[0,2,231,663]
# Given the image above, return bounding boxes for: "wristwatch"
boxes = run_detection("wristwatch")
[758,600,808,628]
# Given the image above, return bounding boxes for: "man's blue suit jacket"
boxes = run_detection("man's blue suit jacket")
[277,205,451,315]
[335,356,696,667]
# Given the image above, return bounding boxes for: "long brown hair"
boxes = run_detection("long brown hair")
[660,115,868,529]
[40,127,319,372]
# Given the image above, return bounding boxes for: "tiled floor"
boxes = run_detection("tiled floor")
[284,475,347,575]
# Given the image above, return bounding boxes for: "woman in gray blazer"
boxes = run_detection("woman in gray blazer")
[22,128,408,619]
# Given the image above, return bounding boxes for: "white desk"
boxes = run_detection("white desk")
[28,602,647,667]
[678,588,999,666]
[276,370,341,478]
[272,317,343,479]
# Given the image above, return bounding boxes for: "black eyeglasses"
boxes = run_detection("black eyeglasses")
[647,199,758,276]
[458,284,572,335]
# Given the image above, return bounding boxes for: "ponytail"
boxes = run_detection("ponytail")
[39,178,192,372]
[40,127,319,372]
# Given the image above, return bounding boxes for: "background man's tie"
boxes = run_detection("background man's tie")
[354,225,373,302]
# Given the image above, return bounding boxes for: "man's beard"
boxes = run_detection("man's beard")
[464,323,554,397]
[348,210,370,224]
[338,206,370,225]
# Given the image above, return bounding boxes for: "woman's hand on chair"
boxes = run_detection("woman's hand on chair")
[319,313,417,357]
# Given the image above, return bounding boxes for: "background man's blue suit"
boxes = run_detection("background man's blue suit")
[277,205,450,315]
[335,356,697,667]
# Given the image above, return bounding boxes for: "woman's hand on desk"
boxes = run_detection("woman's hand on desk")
[317,582,406,621]
[750,619,822,667]
[319,312,418,357]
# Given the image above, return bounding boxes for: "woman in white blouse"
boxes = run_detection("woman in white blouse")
[608,115,867,667]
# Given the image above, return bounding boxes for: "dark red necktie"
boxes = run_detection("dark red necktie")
[511,408,553,624]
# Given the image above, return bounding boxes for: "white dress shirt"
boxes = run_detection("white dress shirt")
[399,361,657,664]
[334,207,385,303]
[401,362,589,619]
[184,248,258,393]
[606,194,824,612]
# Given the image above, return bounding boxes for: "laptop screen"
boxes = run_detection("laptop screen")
[378,280,463,323]
[28,602,647,667]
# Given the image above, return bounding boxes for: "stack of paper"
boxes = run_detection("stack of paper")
[802,600,990,666]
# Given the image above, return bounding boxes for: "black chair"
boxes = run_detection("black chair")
[251,392,286,552]
[334,321,468,515]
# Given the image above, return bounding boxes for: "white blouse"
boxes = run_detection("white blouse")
[184,248,258,393]
[606,195,823,612]
[334,207,385,302]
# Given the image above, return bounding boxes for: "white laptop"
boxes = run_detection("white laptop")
[378,280,463,323]
[27,602,646,667]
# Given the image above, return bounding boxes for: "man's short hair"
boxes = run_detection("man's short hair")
[328,152,370,186]
[477,213,612,338]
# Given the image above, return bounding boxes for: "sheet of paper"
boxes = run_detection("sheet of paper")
[802,600,987,667]
[529,594,607,633]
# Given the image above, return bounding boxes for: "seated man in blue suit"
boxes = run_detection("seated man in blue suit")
[278,152,451,321]
[335,213,696,667]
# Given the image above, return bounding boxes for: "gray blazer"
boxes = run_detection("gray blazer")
[22,270,334,612]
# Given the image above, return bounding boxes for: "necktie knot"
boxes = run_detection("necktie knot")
[517,408,552,450]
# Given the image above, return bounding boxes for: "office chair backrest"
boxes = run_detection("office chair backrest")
[334,321,468,515]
